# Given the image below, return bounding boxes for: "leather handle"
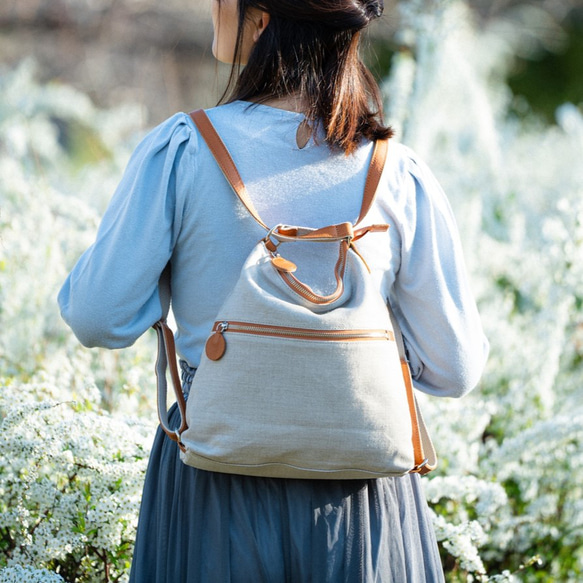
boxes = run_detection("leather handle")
[273,239,351,305]
[274,222,354,241]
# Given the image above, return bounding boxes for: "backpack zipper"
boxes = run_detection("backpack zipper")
[205,321,394,361]
[268,240,349,305]
[277,261,346,304]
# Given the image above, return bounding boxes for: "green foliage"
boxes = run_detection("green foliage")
[508,20,583,123]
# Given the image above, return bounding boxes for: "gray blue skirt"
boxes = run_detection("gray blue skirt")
[129,364,445,583]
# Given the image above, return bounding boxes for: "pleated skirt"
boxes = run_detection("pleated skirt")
[129,366,445,583]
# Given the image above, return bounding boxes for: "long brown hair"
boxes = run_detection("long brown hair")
[218,0,393,154]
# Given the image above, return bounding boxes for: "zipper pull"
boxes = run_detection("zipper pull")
[205,321,228,361]
[271,255,297,273]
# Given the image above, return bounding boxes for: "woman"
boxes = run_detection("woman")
[59,0,489,581]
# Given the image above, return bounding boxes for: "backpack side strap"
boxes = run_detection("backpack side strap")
[388,308,438,475]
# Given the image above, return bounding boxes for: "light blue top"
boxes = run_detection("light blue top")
[58,101,488,398]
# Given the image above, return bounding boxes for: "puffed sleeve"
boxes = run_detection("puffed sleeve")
[390,147,489,398]
[58,113,196,348]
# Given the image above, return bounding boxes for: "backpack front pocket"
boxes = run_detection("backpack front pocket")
[204,320,395,361]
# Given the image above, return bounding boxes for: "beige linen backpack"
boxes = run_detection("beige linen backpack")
[153,110,437,479]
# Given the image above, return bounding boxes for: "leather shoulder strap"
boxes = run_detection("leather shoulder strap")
[190,109,268,231]
[357,139,388,225]
[189,109,389,229]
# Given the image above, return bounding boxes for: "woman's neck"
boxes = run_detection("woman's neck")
[251,94,306,114]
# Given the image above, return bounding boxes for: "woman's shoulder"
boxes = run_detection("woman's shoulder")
[142,111,199,146]
[148,102,255,133]
[384,141,448,200]
[374,139,455,228]
[148,103,297,151]
[123,111,211,177]
[384,141,431,180]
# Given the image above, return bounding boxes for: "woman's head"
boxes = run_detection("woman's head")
[212,0,392,153]
[211,0,269,65]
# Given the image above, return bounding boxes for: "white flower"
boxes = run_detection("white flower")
[0,565,64,582]
[1,1,582,580]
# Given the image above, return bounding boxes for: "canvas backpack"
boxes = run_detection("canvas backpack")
[153,109,437,479]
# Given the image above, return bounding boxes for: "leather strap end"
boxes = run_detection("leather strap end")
[154,319,188,443]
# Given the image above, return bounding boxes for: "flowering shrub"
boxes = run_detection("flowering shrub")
[0,62,156,581]
[0,565,64,583]
[387,1,583,580]
[1,1,582,581]
[0,60,159,415]
[0,371,154,582]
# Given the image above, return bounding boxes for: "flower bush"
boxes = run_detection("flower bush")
[386,1,583,580]
[0,375,153,582]
[0,60,158,414]
[0,61,156,581]
[0,565,64,583]
[1,1,582,581]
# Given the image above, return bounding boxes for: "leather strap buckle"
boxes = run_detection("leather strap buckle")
[412,458,429,473]
[264,225,284,253]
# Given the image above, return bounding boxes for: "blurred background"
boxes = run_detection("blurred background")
[1,2,583,581]
[1,0,582,125]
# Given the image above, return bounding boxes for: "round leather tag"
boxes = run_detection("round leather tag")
[271,256,297,273]
[205,332,226,361]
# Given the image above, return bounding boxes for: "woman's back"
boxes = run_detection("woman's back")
[60,100,486,397]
